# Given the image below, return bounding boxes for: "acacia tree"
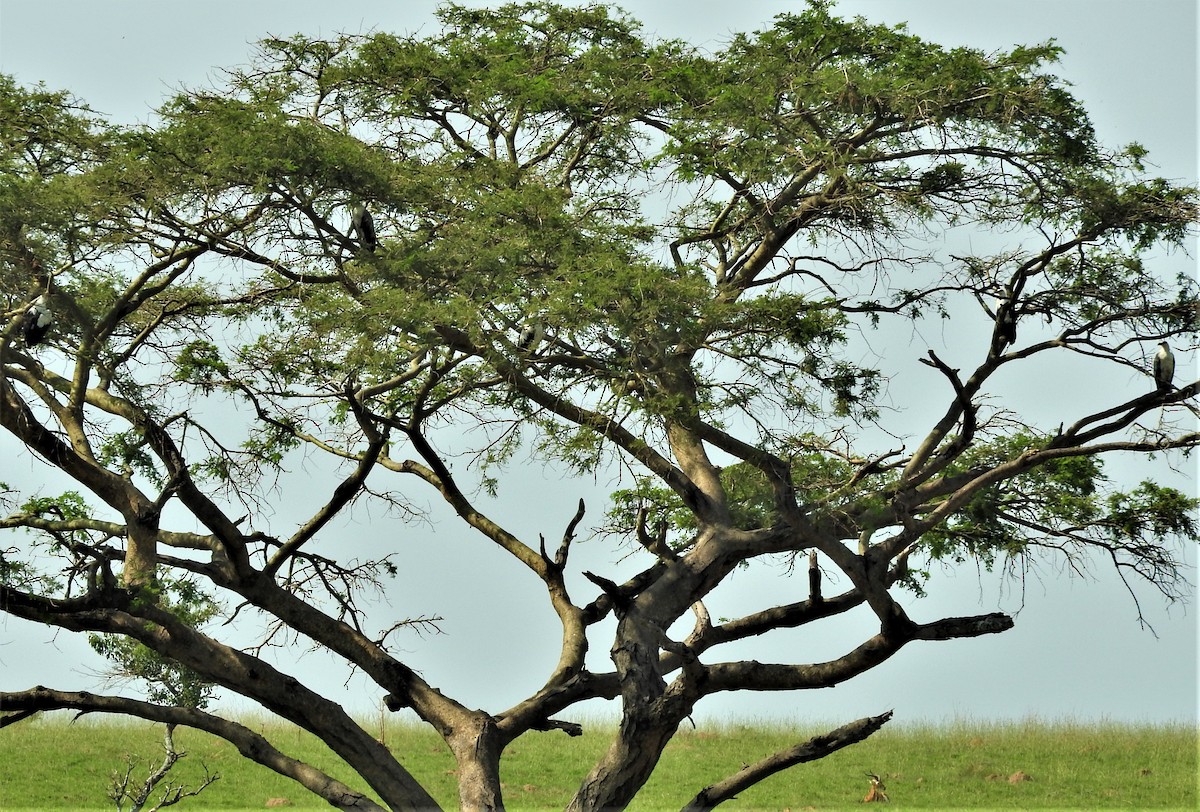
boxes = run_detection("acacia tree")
[2,3,1197,809]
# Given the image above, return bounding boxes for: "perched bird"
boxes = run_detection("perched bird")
[997,302,1017,347]
[987,298,1018,357]
[20,294,54,347]
[349,202,378,253]
[517,321,545,355]
[1153,341,1175,391]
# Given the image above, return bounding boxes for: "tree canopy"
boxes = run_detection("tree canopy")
[2,3,1197,809]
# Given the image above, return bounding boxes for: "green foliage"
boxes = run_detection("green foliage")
[664,2,1095,224]
[173,341,230,392]
[151,95,384,197]
[97,431,162,486]
[88,576,221,710]
[0,549,46,591]
[924,433,1093,565]
[1104,481,1200,544]
[7,0,1189,479]
[924,434,1200,573]
[20,490,91,521]
[0,76,123,279]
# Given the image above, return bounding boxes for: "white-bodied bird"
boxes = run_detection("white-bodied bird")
[349,202,378,252]
[20,294,53,347]
[1153,341,1175,391]
[517,321,545,355]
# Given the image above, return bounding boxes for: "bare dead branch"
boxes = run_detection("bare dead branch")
[107,723,220,812]
[550,498,587,570]
[528,717,584,737]
[680,710,894,811]
[703,611,1012,693]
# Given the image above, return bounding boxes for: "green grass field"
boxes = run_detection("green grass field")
[0,714,1194,810]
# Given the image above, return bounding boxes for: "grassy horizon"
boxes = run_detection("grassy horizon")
[0,714,1194,810]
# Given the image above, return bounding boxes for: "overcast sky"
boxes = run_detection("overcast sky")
[0,1,1196,727]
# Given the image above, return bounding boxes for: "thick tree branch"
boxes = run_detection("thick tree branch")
[0,374,165,586]
[703,612,1013,693]
[0,687,389,811]
[0,584,439,809]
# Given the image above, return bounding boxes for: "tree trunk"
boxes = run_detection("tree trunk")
[567,712,683,812]
[123,513,158,589]
[447,712,506,812]
[567,614,693,811]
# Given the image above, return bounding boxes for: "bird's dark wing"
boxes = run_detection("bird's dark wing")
[21,305,52,346]
[359,208,377,251]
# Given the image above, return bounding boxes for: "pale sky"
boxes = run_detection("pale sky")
[0,1,1196,726]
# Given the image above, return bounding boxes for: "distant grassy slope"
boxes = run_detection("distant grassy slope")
[0,715,1194,810]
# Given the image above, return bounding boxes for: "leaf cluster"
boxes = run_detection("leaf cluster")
[88,576,221,710]
[924,433,1200,573]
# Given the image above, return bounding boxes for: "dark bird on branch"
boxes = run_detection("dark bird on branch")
[997,302,1017,347]
[986,296,1018,356]
[349,202,378,253]
[20,294,53,347]
[1153,341,1175,391]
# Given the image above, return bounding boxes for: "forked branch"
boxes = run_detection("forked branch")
[107,723,220,812]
